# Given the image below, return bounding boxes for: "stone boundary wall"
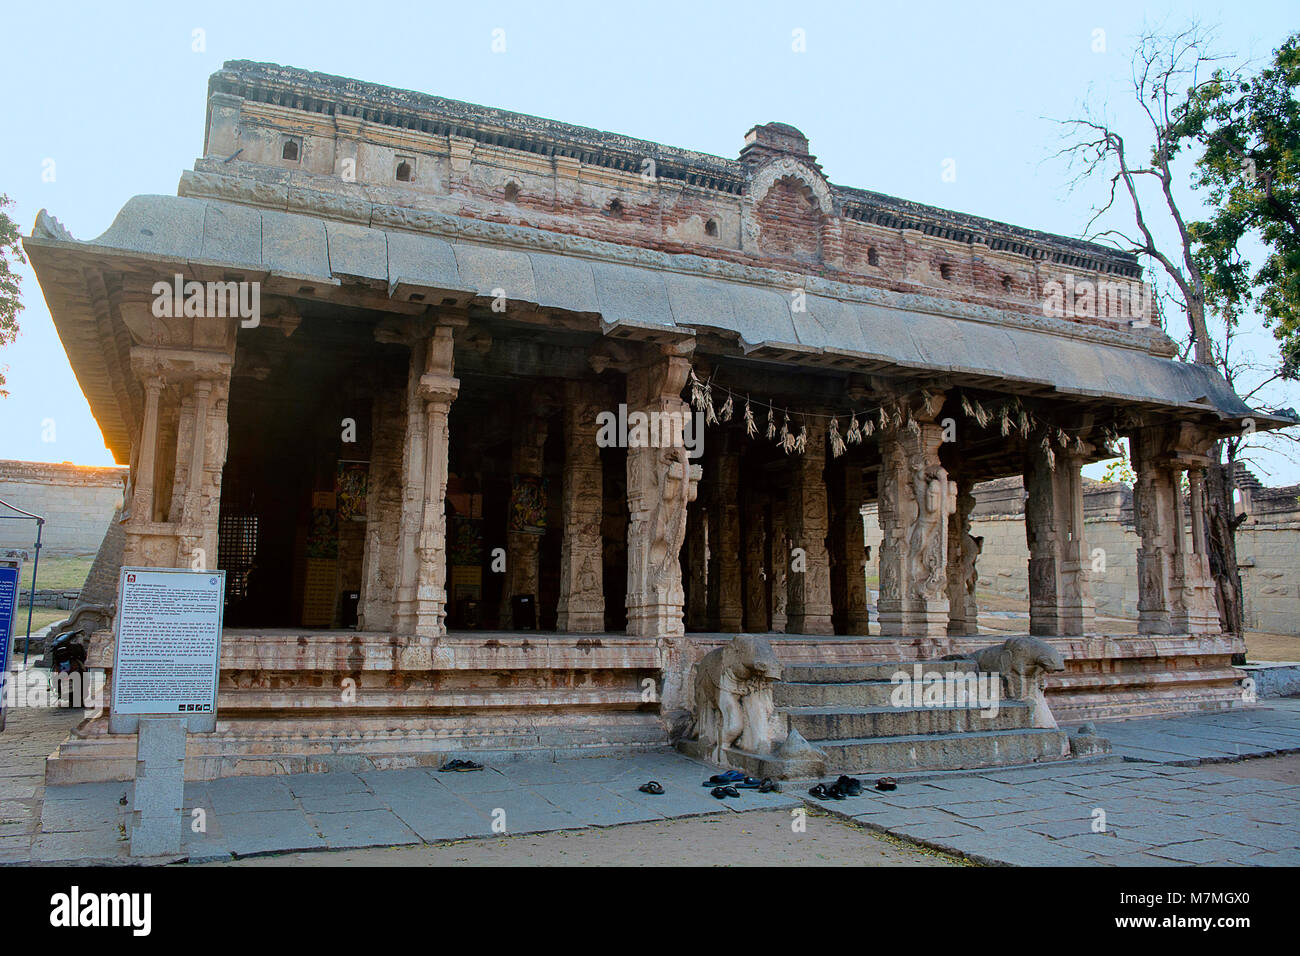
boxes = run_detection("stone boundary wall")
[0,460,127,554]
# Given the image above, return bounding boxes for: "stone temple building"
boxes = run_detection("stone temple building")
[25,61,1291,782]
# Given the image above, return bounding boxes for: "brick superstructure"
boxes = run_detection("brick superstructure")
[191,62,1152,336]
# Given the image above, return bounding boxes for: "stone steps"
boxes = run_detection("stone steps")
[815,727,1069,774]
[786,701,1034,739]
[768,657,1072,776]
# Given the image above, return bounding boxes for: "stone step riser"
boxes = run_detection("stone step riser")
[789,705,1032,740]
[776,680,1007,708]
[817,730,1069,774]
[782,659,972,684]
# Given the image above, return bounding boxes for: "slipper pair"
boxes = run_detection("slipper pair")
[809,775,863,801]
[876,777,898,791]
[736,777,781,793]
[710,786,741,799]
[808,782,846,801]
[438,758,484,772]
[638,780,665,795]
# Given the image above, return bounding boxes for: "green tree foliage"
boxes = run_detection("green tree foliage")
[0,194,25,396]
[1178,34,1300,378]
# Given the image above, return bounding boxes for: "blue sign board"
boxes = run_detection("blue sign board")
[0,565,17,696]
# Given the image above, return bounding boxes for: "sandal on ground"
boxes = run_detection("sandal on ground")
[638,780,665,795]
[758,778,780,793]
[826,782,847,800]
[836,775,863,796]
[875,777,898,791]
[808,783,831,800]
[439,758,484,772]
[703,770,746,786]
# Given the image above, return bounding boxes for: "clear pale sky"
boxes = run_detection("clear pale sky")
[2,1,1296,481]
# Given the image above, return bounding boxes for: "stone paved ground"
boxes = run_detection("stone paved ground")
[3,695,1298,866]
[206,807,964,867]
[0,699,84,864]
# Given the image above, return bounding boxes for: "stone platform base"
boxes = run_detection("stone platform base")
[45,628,1247,784]
[46,711,666,784]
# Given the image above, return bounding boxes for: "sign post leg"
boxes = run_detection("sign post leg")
[129,718,186,857]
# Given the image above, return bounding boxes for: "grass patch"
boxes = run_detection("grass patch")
[16,555,95,594]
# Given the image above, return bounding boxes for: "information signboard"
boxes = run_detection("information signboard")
[110,567,225,733]
[0,560,18,731]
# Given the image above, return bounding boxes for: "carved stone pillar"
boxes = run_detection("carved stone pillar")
[1025,440,1094,636]
[118,277,236,571]
[707,437,744,632]
[1131,427,1176,635]
[832,463,871,635]
[499,398,550,630]
[946,476,980,636]
[394,320,460,636]
[878,414,954,638]
[1178,465,1220,633]
[556,383,605,632]
[743,488,770,632]
[786,424,834,635]
[684,497,708,631]
[1132,424,1218,634]
[769,496,789,634]
[625,352,700,638]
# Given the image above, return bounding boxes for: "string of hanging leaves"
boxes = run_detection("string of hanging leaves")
[686,367,1117,472]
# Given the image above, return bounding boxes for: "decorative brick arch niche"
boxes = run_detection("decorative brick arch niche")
[743,157,837,266]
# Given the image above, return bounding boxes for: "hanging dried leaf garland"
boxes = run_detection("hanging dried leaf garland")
[829,417,846,458]
[778,409,791,452]
[906,417,921,438]
[766,404,777,441]
[689,369,708,411]
[846,413,863,445]
[862,416,875,437]
[1056,427,1069,448]
[744,397,758,438]
[1040,434,1056,472]
[922,389,941,416]
[1018,410,1031,440]
[999,406,1013,437]
[704,384,719,425]
[719,393,734,423]
[794,422,808,455]
[879,406,889,430]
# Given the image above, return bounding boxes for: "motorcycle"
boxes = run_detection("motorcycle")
[48,630,87,708]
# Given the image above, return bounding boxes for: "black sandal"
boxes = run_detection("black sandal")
[758,778,781,793]
[809,783,831,800]
[836,775,863,796]
[439,758,484,772]
[638,780,665,795]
